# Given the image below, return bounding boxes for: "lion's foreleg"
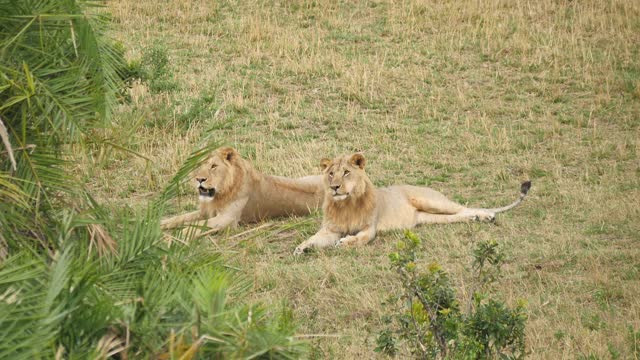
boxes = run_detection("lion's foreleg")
[335,226,376,248]
[160,210,204,230]
[204,214,240,232]
[177,215,239,239]
[193,197,248,235]
[293,228,341,255]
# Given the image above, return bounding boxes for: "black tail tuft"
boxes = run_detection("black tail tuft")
[520,181,532,195]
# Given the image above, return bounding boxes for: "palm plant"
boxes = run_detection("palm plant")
[0,1,307,358]
[0,0,126,254]
[0,207,307,358]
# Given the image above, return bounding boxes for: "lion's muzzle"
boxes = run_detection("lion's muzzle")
[330,190,348,201]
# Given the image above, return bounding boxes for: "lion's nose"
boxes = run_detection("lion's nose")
[196,177,207,183]
[330,185,340,191]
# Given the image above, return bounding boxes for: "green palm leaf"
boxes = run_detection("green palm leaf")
[0,2,308,358]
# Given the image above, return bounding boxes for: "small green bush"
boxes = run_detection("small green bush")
[376,232,527,359]
[141,42,179,93]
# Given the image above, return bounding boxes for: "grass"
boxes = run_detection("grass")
[90,0,640,358]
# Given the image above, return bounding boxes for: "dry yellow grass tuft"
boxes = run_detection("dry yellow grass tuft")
[92,0,640,357]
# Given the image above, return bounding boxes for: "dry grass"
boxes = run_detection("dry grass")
[91,0,640,358]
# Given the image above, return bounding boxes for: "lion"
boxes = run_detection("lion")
[161,147,324,234]
[293,153,531,255]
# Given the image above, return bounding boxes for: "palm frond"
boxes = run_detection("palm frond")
[0,252,59,359]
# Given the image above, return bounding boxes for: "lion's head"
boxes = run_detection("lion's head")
[320,153,369,202]
[194,147,242,203]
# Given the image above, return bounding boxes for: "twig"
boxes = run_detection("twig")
[195,226,219,238]
[163,233,188,246]
[55,345,65,360]
[69,20,78,58]
[0,232,7,261]
[0,144,35,155]
[195,219,289,242]
[0,116,16,171]
[226,222,274,240]
[87,223,118,257]
[208,236,222,251]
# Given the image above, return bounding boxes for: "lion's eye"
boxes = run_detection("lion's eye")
[328,172,334,178]
[211,164,217,169]
[344,170,350,177]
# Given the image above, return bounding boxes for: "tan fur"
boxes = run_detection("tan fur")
[294,153,530,254]
[161,147,324,235]
[322,179,377,235]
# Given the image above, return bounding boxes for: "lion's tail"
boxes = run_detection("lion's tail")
[486,181,531,214]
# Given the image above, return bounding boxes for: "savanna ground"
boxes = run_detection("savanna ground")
[90,0,639,358]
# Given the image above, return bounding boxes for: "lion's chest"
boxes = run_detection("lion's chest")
[325,204,375,235]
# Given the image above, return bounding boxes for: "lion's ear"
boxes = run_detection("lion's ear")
[349,153,366,169]
[320,158,332,171]
[219,147,237,162]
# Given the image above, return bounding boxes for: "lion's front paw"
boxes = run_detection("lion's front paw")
[335,236,356,248]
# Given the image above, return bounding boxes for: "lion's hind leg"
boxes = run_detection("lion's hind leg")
[405,186,465,215]
[415,211,493,225]
[406,186,495,224]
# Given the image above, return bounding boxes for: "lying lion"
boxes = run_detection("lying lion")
[161,147,324,234]
[294,153,531,255]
